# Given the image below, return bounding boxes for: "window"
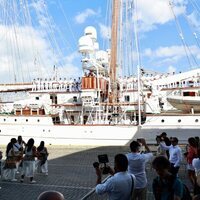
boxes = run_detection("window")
[73,96,77,102]
[124,95,130,102]
[36,97,39,100]
[161,119,165,123]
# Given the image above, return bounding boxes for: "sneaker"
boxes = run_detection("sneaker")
[20,179,24,183]
[30,180,36,184]
[11,179,17,182]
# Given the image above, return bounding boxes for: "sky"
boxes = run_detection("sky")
[0,0,200,83]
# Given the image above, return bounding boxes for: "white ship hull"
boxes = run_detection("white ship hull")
[0,115,138,145]
[0,114,200,145]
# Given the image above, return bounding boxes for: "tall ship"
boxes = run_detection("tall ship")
[0,0,200,145]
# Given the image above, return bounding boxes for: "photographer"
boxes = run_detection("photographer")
[95,154,136,200]
[159,137,182,176]
[126,139,153,200]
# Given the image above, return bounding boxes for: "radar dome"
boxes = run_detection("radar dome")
[84,26,97,41]
[78,35,94,53]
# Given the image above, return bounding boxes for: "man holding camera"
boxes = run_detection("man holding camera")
[95,154,136,200]
[126,138,153,200]
[159,137,182,176]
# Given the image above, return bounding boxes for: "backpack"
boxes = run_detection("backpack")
[153,175,192,200]
[181,183,192,200]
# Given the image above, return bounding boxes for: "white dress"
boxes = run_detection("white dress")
[21,147,35,177]
[2,147,16,181]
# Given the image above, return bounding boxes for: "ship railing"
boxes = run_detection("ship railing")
[81,176,110,200]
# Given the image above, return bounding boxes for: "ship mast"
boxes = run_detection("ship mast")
[109,0,120,103]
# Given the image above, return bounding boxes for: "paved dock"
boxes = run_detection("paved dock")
[0,145,190,200]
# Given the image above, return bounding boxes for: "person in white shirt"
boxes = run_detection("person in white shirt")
[160,137,182,176]
[95,153,136,200]
[126,139,153,200]
[192,148,200,196]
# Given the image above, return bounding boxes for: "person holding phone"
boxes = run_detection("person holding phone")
[95,153,136,200]
[126,139,153,200]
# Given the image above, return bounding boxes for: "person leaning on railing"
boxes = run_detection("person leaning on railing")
[95,154,136,200]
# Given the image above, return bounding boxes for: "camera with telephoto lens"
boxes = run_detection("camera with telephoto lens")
[93,154,110,174]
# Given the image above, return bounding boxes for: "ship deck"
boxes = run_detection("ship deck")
[0,145,191,200]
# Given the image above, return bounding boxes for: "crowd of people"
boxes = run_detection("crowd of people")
[95,133,200,200]
[0,136,49,184]
[1,134,200,199]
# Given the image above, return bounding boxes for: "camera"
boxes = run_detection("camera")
[156,135,161,140]
[137,138,143,143]
[98,154,109,164]
[93,154,110,174]
[156,135,164,141]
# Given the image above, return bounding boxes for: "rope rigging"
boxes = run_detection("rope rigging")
[169,0,199,69]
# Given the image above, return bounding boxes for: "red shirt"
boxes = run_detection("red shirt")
[187,146,197,164]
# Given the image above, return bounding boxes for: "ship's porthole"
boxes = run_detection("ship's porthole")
[161,119,165,123]
[43,129,45,132]
[14,119,17,122]
[4,119,6,121]
[26,119,28,122]
[48,130,50,132]
[37,119,40,122]
[178,119,181,123]
[195,119,199,123]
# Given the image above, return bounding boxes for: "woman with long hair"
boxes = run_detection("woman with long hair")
[36,141,49,175]
[2,138,18,181]
[20,138,38,183]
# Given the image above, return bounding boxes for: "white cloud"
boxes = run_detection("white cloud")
[136,0,187,32]
[31,0,54,29]
[75,9,98,24]
[167,65,177,74]
[187,11,200,30]
[143,45,200,69]
[99,23,111,39]
[58,52,82,79]
[0,24,81,83]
